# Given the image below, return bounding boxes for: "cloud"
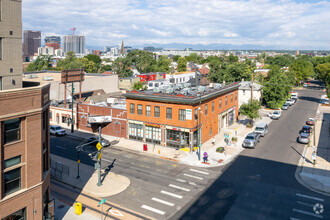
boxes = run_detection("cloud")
[22,0,330,49]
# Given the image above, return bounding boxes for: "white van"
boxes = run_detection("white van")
[254,122,269,137]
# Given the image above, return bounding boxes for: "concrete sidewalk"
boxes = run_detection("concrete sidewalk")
[62,112,272,168]
[296,104,330,195]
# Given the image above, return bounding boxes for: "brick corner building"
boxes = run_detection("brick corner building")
[1,1,51,219]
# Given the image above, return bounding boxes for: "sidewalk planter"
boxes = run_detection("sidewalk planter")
[216,147,225,153]
[246,123,253,128]
[232,137,238,143]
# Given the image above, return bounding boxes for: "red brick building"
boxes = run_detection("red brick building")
[125,83,239,149]
[77,103,127,138]
[45,43,60,50]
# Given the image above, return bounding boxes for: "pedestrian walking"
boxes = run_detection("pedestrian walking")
[312,151,317,165]
[203,152,208,163]
[212,137,215,146]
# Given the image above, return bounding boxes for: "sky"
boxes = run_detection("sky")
[22,0,330,50]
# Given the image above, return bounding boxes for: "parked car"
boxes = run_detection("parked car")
[254,122,269,137]
[50,125,66,136]
[291,92,298,99]
[303,83,308,87]
[286,99,295,106]
[306,118,315,126]
[242,132,261,148]
[86,136,110,147]
[298,132,310,144]
[282,103,289,110]
[269,110,281,120]
[299,125,312,134]
[291,97,297,103]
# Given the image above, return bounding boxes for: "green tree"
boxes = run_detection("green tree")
[228,54,238,63]
[172,55,181,62]
[85,54,102,68]
[315,62,330,96]
[100,65,112,73]
[111,57,133,78]
[26,55,53,71]
[239,100,261,125]
[289,58,314,83]
[132,81,147,90]
[126,50,156,73]
[265,54,294,67]
[155,55,171,72]
[185,53,203,64]
[177,57,187,72]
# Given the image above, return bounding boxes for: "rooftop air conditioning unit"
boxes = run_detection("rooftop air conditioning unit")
[175,84,183,90]
[183,83,191,88]
[165,87,174,94]
[197,86,206,92]
[153,87,161,93]
[28,74,38,79]
[214,83,222,90]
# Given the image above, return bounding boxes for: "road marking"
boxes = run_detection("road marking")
[141,205,165,215]
[176,179,186,183]
[161,190,183,199]
[292,208,323,219]
[189,182,196,186]
[296,201,314,207]
[151,197,174,207]
[169,184,190,192]
[189,169,209,175]
[55,145,66,149]
[290,218,301,220]
[109,209,124,216]
[183,173,203,180]
[296,193,324,202]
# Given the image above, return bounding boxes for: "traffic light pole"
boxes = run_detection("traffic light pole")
[97,125,102,186]
[71,82,74,133]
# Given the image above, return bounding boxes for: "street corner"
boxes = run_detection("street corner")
[82,171,131,198]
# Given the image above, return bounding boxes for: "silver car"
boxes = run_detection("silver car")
[282,103,289,110]
[242,132,260,148]
[50,125,66,136]
[298,133,310,144]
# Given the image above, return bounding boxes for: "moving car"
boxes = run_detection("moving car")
[299,125,312,134]
[298,132,310,144]
[286,99,295,106]
[306,118,315,126]
[50,125,66,136]
[86,136,110,147]
[242,132,261,148]
[269,110,281,120]
[254,122,269,137]
[282,103,289,110]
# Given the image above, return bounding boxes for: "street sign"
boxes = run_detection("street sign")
[98,153,102,160]
[94,163,100,170]
[77,159,80,164]
[99,199,106,206]
[96,143,102,150]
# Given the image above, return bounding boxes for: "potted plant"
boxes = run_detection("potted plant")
[216,147,225,153]
[232,137,238,143]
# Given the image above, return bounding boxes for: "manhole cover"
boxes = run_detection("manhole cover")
[57,205,65,209]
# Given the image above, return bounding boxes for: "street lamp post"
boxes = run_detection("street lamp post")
[97,125,102,186]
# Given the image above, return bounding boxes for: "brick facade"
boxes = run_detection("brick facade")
[0,84,51,220]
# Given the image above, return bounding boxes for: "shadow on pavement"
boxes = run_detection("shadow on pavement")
[173,154,329,220]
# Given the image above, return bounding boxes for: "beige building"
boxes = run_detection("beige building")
[1,1,51,219]
[0,0,23,90]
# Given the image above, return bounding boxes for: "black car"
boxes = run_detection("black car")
[299,125,312,134]
[86,136,110,147]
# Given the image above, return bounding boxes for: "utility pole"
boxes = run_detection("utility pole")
[251,72,254,102]
[71,82,74,133]
[97,125,102,186]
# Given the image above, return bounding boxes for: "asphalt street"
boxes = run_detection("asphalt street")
[50,134,220,219]
[176,81,329,220]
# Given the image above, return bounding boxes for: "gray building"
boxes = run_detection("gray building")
[0,0,23,90]
[23,30,41,60]
[45,36,61,44]
[63,35,85,55]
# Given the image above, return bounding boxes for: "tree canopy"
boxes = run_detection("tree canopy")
[240,100,261,125]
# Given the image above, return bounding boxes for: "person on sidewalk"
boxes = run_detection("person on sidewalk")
[212,137,215,146]
[203,152,208,163]
[312,151,317,165]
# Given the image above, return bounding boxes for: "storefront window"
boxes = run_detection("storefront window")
[195,108,198,120]
[212,102,214,112]
[166,129,189,148]
[219,99,222,109]
[128,123,143,141]
[228,109,235,126]
[145,126,161,144]
[225,96,228,105]
[231,94,233,103]
[205,104,208,115]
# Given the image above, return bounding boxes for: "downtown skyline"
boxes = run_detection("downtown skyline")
[22,0,330,50]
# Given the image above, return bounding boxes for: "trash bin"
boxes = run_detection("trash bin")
[143,144,148,151]
[75,202,82,215]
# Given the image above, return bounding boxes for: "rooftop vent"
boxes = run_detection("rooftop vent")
[214,83,222,90]
[28,74,38,79]
[43,76,53,81]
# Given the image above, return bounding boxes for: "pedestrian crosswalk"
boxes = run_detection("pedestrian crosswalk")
[290,193,325,219]
[140,167,211,218]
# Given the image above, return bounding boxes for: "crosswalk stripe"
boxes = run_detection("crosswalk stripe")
[292,208,323,219]
[161,190,183,199]
[296,193,324,202]
[151,197,175,207]
[189,181,196,186]
[141,205,165,215]
[183,173,203,180]
[176,179,186,183]
[169,184,190,192]
[189,169,209,175]
[296,201,314,207]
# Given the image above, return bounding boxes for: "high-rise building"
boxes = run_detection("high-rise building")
[45,36,61,50]
[23,30,41,60]
[0,1,51,219]
[63,35,85,55]
[0,0,23,90]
